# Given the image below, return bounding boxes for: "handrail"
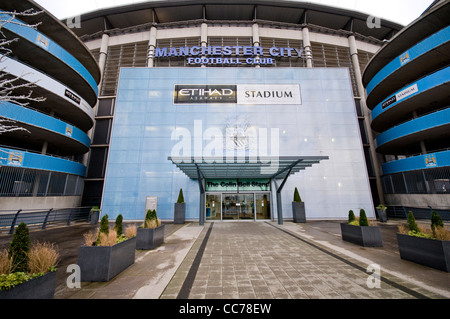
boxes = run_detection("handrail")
[0,206,96,234]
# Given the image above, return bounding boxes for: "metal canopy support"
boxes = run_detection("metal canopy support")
[196,164,205,226]
[273,159,301,225]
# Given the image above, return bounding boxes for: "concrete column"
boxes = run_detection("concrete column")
[201,23,208,68]
[98,32,110,76]
[252,23,260,68]
[83,32,110,167]
[348,34,385,205]
[302,27,313,68]
[147,26,157,67]
[412,111,427,154]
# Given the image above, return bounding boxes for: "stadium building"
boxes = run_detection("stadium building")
[363,0,450,216]
[68,0,409,222]
[0,0,100,210]
[4,0,447,223]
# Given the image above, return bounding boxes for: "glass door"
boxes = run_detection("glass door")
[206,193,221,220]
[222,194,239,220]
[239,194,254,220]
[255,193,271,219]
[221,193,254,220]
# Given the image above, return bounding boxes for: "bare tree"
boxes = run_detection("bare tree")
[0,8,45,134]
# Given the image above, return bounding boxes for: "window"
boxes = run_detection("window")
[101,42,148,96]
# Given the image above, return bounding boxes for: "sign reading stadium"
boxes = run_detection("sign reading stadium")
[155,45,304,66]
[174,84,301,105]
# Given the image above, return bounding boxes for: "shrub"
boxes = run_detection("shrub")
[431,211,444,237]
[27,242,59,274]
[96,214,109,245]
[359,209,369,226]
[177,188,185,203]
[0,272,41,291]
[348,210,355,223]
[143,209,160,228]
[407,211,420,233]
[293,187,302,202]
[115,214,123,236]
[8,223,30,273]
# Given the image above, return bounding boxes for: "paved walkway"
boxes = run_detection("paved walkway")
[160,222,449,299]
[48,220,449,299]
[3,219,448,299]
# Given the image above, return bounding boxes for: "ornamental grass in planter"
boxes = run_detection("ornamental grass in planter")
[397,211,450,272]
[136,209,165,250]
[78,214,137,282]
[0,223,59,299]
[340,209,383,247]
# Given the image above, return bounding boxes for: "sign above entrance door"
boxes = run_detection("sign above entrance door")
[205,178,270,192]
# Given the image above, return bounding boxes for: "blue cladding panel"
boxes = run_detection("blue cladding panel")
[102,67,374,221]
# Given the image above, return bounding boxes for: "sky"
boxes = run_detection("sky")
[34,0,435,26]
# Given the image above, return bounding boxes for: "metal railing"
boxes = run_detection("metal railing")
[0,206,97,234]
[386,205,450,221]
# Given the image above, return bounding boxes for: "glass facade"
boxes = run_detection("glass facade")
[102,67,374,221]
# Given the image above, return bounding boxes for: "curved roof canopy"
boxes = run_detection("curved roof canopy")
[1,0,101,85]
[67,0,403,43]
[362,0,450,86]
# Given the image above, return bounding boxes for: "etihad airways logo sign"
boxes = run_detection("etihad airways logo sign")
[174,84,301,105]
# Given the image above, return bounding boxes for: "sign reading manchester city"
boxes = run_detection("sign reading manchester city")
[155,45,304,66]
[174,84,301,105]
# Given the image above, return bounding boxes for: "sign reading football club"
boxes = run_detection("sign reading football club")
[156,45,304,66]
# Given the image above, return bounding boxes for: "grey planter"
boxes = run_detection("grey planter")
[0,270,57,299]
[340,223,383,247]
[78,237,136,282]
[136,224,165,250]
[292,202,306,223]
[376,208,388,222]
[397,233,450,272]
[174,203,185,224]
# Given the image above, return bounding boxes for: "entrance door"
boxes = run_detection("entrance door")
[222,193,254,220]
[255,193,271,219]
[206,193,221,221]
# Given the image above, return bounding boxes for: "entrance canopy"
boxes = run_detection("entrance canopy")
[168,156,328,180]
[168,155,328,225]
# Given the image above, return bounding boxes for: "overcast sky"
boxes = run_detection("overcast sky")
[34,0,434,26]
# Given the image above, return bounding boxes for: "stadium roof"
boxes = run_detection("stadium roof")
[1,0,101,84]
[69,0,403,43]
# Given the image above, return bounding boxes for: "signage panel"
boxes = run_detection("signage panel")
[205,179,270,192]
[237,84,301,105]
[174,84,301,105]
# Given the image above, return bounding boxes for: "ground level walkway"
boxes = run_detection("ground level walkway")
[1,219,449,300]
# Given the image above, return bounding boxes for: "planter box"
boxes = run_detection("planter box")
[376,208,388,222]
[136,224,165,250]
[292,202,306,223]
[396,233,450,272]
[78,237,136,282]
[0,270,57,299]
[340,223,383,247]
[174,203,185,224]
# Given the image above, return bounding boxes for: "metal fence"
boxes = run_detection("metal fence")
[0,165,83,197]
[386,205,450,221]
[0,206,98,235]
[382,166,450,195]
